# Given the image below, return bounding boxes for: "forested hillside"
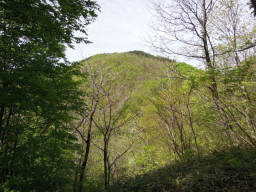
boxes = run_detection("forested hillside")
[1,0,256,192]
[74,51,196,190]
[74,51,256,192]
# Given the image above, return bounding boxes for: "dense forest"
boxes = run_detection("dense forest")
[1,0,256,192]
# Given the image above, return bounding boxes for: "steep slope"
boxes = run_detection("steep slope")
[77,51,203,191]
[77,51,256,192]
[81,50,198,99]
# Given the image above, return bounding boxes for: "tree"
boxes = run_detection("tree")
[250,0,256,15]
[0,0,99,190]
[152,0,256,147]
[148,61,201,159]
[73,64,101,192]
[91,69,134,190]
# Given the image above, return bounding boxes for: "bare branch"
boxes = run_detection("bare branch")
[109,143,133,169]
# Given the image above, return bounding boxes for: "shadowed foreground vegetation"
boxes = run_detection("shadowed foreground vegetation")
[111,148,256,192]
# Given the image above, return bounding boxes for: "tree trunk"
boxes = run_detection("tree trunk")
[73,157,81,192]
[0,106,5,145]
[78,102,97,192]
[78,133,92,192]
[103,136,110,191]
[186,101,199,156]
[201,0,234,140]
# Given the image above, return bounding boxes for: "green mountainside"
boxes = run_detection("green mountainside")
[77,51,256,192]
[81,50,198,99]
[78,51,201,191]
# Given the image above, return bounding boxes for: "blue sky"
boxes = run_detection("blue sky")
[65,0,155,62]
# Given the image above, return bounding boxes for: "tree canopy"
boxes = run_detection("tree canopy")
[0,0,98,191]
[251,0,256,15]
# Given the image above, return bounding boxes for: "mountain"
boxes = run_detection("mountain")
[77,51,256,192]
[81,50,198,98]
[77,51,203,191]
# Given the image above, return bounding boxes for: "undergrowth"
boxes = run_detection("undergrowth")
[110,148,256,192]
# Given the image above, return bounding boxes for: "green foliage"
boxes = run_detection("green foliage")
[250,0,256,15]
[0,0,98,191]
[78,50,256,191]
[111,148,256,192]
[135,146,160,173]
[78,51,204,188]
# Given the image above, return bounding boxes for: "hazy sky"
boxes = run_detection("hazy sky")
[65,0,155,62]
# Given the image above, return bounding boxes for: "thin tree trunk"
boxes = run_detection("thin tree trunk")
[107,161,111,190]
[103,136,109,190]
[0,106,5,145]
[73,157,81,192]
[186,95,199,156]
[202,0,234,139]
[78,101,98,192]
[78,131,92,192]
[1,107,13,182]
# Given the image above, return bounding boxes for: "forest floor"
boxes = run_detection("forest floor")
[110,148,256,192]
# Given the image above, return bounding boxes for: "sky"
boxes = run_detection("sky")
[65,0,156,62]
